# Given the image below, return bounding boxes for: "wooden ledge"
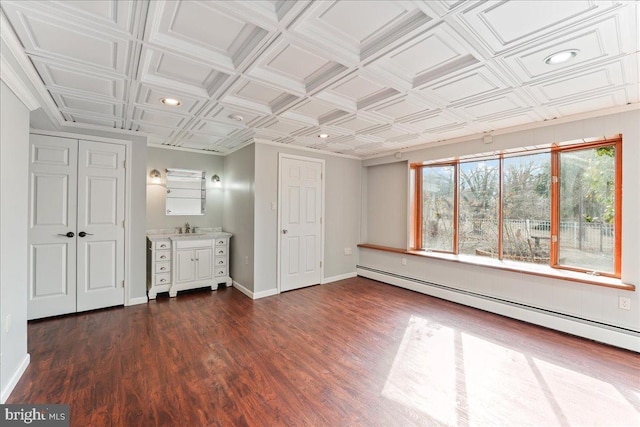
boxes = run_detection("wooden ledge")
[357,244,635,292]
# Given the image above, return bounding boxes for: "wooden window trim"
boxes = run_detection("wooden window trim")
[551,138,622,278]
[411,137,622,279]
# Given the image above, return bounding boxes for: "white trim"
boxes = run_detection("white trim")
[223,139,256,156]
[363,104,640,161]
[30,129,133,145]
[147,143,225,156]
[256,139,360,160]
[0,11,64,126]
[63,121,150,137]
[253,288,279,299]
[321,272,357,284]
[277,153,326,294]
[232,280,253,299]
[0,55,40,110]
[126,296,148,306]
[1,353,30,404]
[357,268,640,352]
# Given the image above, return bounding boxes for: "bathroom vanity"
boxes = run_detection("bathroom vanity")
[146,229,232,298]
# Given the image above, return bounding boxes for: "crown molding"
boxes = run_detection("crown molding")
[254,138,361,160]
[0,54,39,110]
[0,10,64,125]
[147,143,225,156]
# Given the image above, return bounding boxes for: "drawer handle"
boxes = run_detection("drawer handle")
[160,244,167,248]
[160,279,166,283]
[160,255,166,259]
[218,261,224,264]
[160,267,166,271]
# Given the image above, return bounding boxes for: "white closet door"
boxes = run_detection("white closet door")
[27,135,78,320]
[76,140,125,312]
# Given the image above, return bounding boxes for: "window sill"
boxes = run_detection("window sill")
[357,243,635,292]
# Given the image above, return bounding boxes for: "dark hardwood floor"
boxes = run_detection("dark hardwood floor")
[8,277,640,426]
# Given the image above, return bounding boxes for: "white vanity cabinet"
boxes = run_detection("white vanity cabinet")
[171,239,214,296]
[147,231,232,298]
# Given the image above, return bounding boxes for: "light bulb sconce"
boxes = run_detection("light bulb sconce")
[211,174,222,187]
[149,169,162,184]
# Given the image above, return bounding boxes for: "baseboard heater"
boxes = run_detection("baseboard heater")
[356,265,640,347]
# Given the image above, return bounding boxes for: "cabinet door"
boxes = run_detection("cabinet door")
[195,248,213,281]
[175,249,195,284]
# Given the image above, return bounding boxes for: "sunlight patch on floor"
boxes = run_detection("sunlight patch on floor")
[381,315,639,426]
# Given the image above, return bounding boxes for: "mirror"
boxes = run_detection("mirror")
[165,168,205,215]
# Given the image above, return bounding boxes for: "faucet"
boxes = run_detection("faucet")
[185,222,190,234]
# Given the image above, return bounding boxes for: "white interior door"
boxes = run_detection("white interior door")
[76,140,125,312]
[27,135,78,319]
[279,155,323,292]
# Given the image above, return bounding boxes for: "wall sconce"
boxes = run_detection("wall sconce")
[149,169,162,184]
[211,174,222,188]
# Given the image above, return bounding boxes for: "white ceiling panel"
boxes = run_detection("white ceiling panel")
[30,58,127,100]
[1,0,637,157]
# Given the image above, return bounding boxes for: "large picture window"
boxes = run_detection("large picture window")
[411,137,622,278]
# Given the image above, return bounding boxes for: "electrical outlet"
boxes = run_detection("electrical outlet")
[5,314,11,333]
[619,296,631,310]
[401,258,407,266]
[344,247,352,255]
[244,256,249,265]
[271,202,277,211]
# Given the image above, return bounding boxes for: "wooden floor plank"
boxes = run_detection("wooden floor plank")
[7,277,639,426]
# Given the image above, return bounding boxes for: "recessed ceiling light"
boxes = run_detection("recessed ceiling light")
[544,49,579,65]
[228,114,244,122]
[318,133,329,139]
[160,98,181,106]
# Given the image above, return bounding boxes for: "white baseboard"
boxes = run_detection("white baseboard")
[358,267,640,352]
[126,296,148,306]
[1,353,30,404]
[232,281,253,299]
[253,288,279,300]
[321,272,357,285]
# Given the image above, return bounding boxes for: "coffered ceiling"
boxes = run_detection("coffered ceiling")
[2,0,638,158]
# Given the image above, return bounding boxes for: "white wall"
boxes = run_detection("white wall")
[222,144,255,291]
[366,161,408,248]
[253,142,362,294]
[359,109,640,349]
[0,81,30,402]
[146,147,224,231]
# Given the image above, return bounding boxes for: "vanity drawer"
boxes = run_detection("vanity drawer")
[214,247,226,256]
[214,257,227,266]
[155,250,171,262]
[155,273,171,285]
[155,261,171,274]
[154,240,171,250]
[214,267,228,277]
[176,239,213,249]
[215,238,227,246]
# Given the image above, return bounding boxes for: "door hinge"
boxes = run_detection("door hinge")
[120,280,125,288]
[123,160,127,169]
[122,220,125,228]
[320,261,322,268]
[320,217,322,224]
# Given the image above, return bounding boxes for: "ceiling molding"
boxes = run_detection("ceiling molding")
[147,143,225,156]
[0,10,65,125]
[1,0,638,158]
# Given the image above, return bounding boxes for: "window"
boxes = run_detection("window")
[411,137,622,278]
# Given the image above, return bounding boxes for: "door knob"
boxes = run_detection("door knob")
[78,231,94,237]
[58,232,75,238]
[282,229,288,234]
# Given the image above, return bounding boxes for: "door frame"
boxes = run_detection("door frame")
[277,153,325,294]
[30,129,135,307]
